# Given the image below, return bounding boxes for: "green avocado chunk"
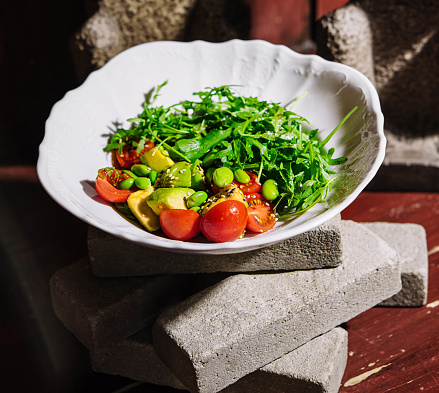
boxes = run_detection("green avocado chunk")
[155,162,192,188]
[190,160,206,191]
[146,187,194,215]
[155,161,206,191]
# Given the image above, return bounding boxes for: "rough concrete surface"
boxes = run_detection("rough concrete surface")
[49,258,197,351]
[91,326,347,393]
[315,0,439,191]
[222,327,348,393]
[71,0,251,81]
[91,327,186,390]
[152,220,401,393]
[363,222,428,307]
[88,214,342,276]
[71,0,198,80]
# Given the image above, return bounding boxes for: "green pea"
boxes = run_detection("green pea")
[159,146,169,156]
[206,167,216,186]
[121,170,137,179]
[118,178,135,190]
[202,150,217,168]
[189,206,201,213]
[149,170,158,184]
[135,177,151,190]
[234,169,250,184]
[261,179,279,201]
[186,191,208,208]
[131,164,151,177]
[213,167,234,188]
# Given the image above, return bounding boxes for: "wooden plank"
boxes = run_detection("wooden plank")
[340,192,439,392]
[245,0,311,46]
[315,0,350,20]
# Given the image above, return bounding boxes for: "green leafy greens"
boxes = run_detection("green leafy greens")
[105,81,356,217]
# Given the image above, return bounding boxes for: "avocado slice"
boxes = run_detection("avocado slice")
[155,160,206,191]
[156,161,192,188]
[147,187,194,215]
[140,147,174,172]
[127,188,160,232]
[190,160,206,191]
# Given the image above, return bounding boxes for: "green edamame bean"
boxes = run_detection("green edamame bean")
[234,169,250,184]
[202,150,217,168]
[135,177,151,190]
[189,206,201,213]
[131,164,151,177]
[261,179,279,201]
[121,170,137,178]
[206,167,216,186]
[118,178,135,190]
[149,170,158,184]
[186,191,208,208]
[213,167,234,188]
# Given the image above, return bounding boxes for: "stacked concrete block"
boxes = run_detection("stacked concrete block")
[49,259,197,350]
[88,214,343,276]
[50,217,432,392]
[50,259,351,392]
[315,0,439,191]
[221,327,348,393]
[364,222,428,307]
[91,327,186,390]
[50,259,242,350]
[152,220,401,392]
[90,326,348,393]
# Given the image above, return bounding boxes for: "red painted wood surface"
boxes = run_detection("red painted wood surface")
[244,0,350,53]
[315,0,350,20]
[245,0,311,46]
[340,193,439,392]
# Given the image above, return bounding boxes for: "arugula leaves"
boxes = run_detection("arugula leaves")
[105,83,355,217]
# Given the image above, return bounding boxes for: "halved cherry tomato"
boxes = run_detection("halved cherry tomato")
[200,200,248,243]
[160,209,201,241]
[95,168,133,203]
[116,140,155,169]
[246,193,278,233]
[233,171,261,195]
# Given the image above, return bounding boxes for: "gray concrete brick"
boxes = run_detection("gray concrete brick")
[49,258,199,351]
[91,327,347,393]
[316,1,439,192]
[221,327,348,393]
[70,0,198,81]
[91,327,186,390]
[88,214,342,277]
[152,220,401,393]
[363,222,428,307]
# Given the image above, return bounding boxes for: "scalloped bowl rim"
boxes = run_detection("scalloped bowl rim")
[37,39,385,254]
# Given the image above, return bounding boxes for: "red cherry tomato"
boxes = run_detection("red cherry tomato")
[246,193,278,233]
[234,171,261,195]
[116,140,155,169]
[95,168,133,203]
[159,209,201,241]
[200,200,248,243]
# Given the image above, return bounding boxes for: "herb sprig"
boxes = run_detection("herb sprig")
[105,82,356,217]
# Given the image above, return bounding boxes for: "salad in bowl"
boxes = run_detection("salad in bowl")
[96,82,356,243]
[38,40,385,254]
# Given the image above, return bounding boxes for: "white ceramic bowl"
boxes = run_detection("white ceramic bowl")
[38,39,385,254]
